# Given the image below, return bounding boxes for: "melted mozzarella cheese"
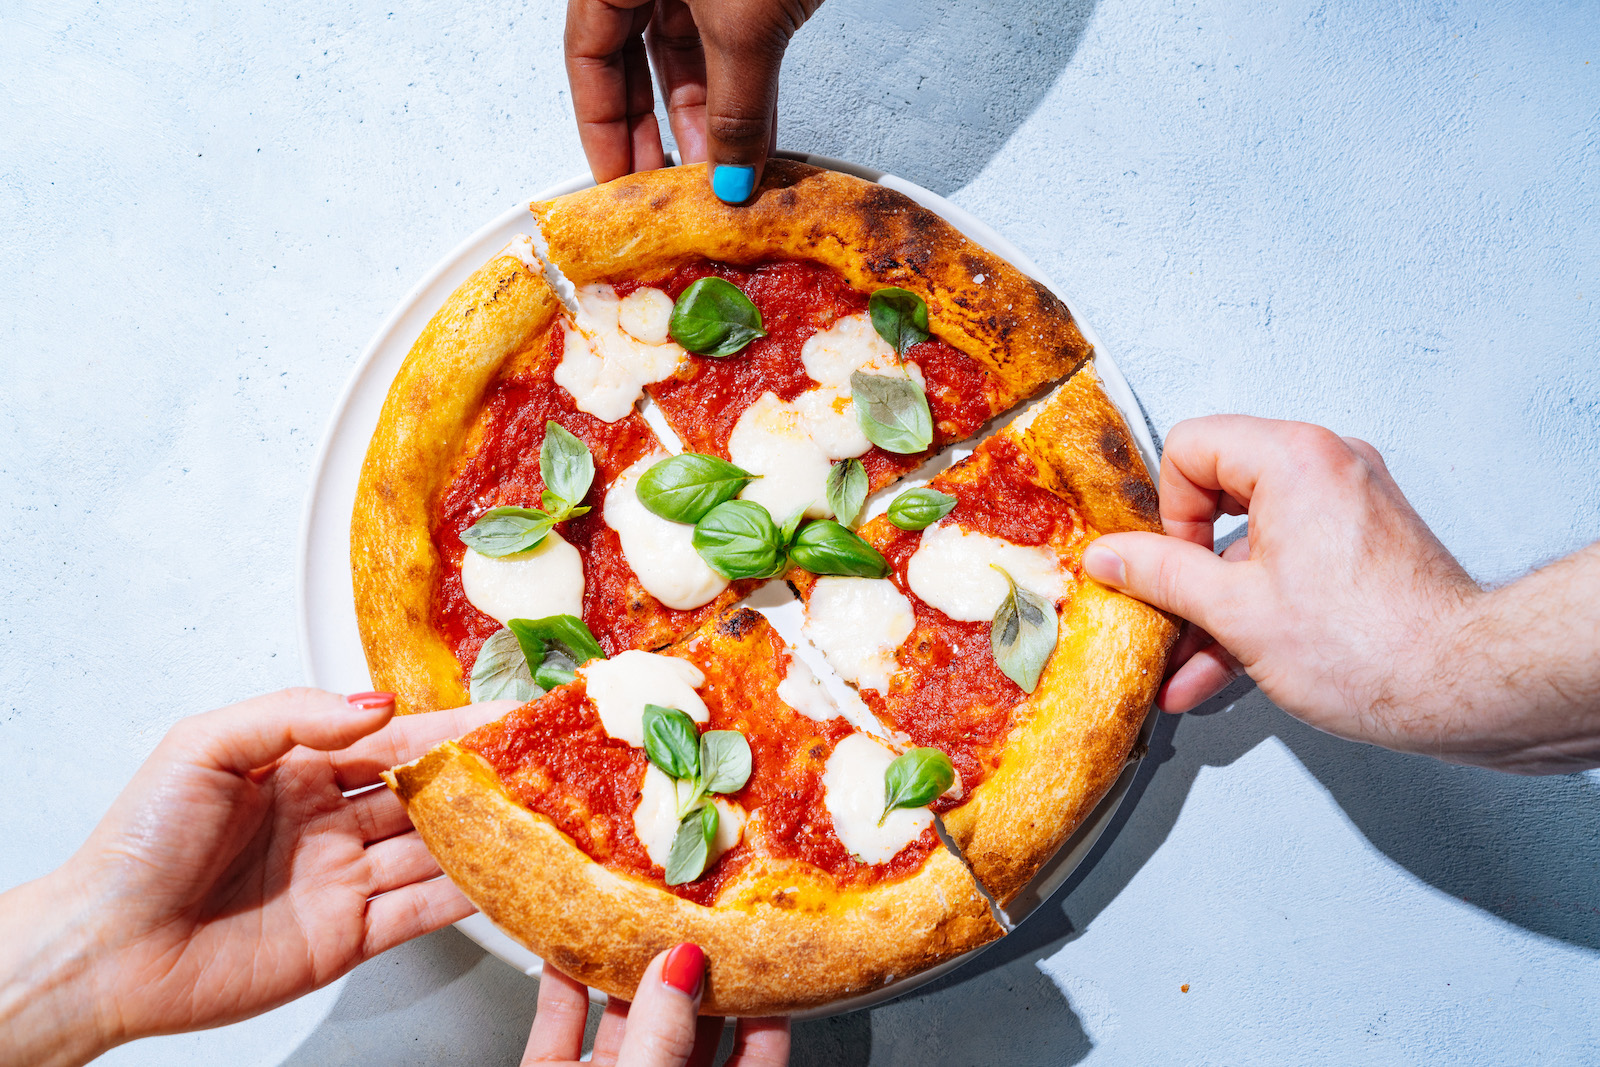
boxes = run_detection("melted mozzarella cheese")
[502,233,539,270]
[905,524,1067,622]
[822,733,933,865]
[618,287,674,345]
[580,651,708,748]
[555,284,686,422]
[460,533,585,625]
[633,765,745,869]
[605,452,730,609]
[726,313,933,521]
[728,392,836,521]
[775,653,841,722]
[801,577,915,693]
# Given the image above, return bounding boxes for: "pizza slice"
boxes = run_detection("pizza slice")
[792,364,1178,905]
[384,607,1003,1015]
[530,161,1092,524]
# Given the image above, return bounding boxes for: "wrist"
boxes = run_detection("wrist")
[0,864,124,1067]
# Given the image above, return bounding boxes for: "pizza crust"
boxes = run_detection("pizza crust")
[385,742,1002,1015]
[531,161,1092,410]
[351,246,560,713]
[941,364,1177,903]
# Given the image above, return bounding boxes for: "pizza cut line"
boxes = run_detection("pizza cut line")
[354,162,1176,1015]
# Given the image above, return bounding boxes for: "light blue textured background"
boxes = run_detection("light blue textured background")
[3,0,1598,1063]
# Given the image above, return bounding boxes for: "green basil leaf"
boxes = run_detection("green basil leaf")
[461,506,556,557]
[825,458,868,527]
[787,520,891,578]
[540,421,594,509]
[879,747,955,826]
[669,277,767,357]
[778,507,805,547]
[868,287,931,355]
[539,488,591,522]
[990,565,1059,693]
[692,500,785,579]
[642,704,702,781]
[506,614,606,691]
[886,487,957,530]
[468,627,542,703]
[851,371,934,455]
[637,453,756,523]
[664,803,719,886]
[699,730,752,795]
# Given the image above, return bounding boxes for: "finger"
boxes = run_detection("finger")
[1161,621,1217,680]
[1341,435,1388,471]
[614,944,705,1066]
[334,700,522,790]
[1158,640,1245,713]
[362,875,476,958]
[523,965,592,1063]
[1082,531,1249,634]
[349,785,413,844]
[566,0,664,182]
[171,688,395,776]
[726,1017,791,1067]
[646,0,708,163]
[591,996,632,1066]
[363,832,443,896]
[697,5,811,201]
[684,1015,726,1067]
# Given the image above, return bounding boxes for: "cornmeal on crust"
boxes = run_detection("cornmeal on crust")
[531,160,1092,410]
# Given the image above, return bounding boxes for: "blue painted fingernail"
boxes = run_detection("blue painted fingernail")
[711,165,756,204]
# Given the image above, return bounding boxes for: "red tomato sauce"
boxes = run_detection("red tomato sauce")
[462,625,937,905]
[628,260,998,488]
[871,439,1086,805]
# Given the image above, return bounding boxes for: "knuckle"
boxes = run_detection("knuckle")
[706,109,771,148]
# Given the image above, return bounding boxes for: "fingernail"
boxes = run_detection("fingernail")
[661,942,705,998]
[1082,543,1126,587]
[711,165,755,204]
[346,691,396,710]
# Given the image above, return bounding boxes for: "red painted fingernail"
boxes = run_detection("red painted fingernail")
[661,942,705,998]
[346,691,395,710]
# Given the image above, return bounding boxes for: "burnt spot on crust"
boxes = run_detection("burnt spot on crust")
[776,188,799,211]
[715,607,763,639]
[649,193,672,212]
[1119,476,1159,522]
[1027,276,1069,318]
[1097,425,1137,472]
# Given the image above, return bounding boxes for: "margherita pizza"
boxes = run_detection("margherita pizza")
[353,161,1176,1015]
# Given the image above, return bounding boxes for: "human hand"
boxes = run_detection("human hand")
[565,0,823,202]
[521,944,790,1066]
[1081,416,1489,755]
[0,689,514,1067]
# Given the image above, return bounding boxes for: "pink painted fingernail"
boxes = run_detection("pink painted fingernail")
[1082,543,1127,587]
[346,691,395,710]
[661,942,705,998]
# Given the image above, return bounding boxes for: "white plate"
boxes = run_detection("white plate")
[296,152,1160,1019]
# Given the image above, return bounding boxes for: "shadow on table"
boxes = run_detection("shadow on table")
[776,0,1098,197]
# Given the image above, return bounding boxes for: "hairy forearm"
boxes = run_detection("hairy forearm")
[0,868,119,1067]
[1418,541,1600,773]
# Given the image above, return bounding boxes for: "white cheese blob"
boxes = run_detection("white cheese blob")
[618,287,674,345]
[605,451,730,610]
[502,233,539,270]
[905,523,1068,622]
[775,653,841,722]
[802,577,915,694]
[633,764,745,869]
[725,313,930,521]
[728,392,836,521]
[800,311,904,386]
[580,651,708,748]
[822,733,933,865]
[460,533,585,625]
[555,284,686,422]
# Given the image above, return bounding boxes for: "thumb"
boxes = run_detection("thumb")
[1082,532,1243,635]
[171,688,396,775]
[697,5,807,203]
[615,943,707,1066]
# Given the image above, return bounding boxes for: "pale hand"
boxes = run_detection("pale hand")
[1083,415,1600,774]
[0,689,512,1067]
